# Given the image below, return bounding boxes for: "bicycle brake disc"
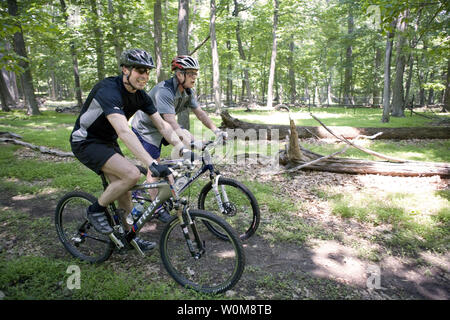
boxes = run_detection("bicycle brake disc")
[223,202,237,216]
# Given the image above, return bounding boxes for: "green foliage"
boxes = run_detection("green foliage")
[0,254,215,300]
[0,0,446,106]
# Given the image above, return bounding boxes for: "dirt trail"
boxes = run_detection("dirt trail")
[0,153,449,299]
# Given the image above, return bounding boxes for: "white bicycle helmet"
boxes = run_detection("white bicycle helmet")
[171,55,200,71]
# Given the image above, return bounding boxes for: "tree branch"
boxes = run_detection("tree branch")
[0,133,74,157]
[188,35,210,56]
[310,113,407,163]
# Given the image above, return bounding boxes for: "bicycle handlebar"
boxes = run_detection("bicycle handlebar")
[136,137,226,177]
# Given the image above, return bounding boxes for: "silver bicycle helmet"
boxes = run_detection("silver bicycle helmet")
[120,49,155,69]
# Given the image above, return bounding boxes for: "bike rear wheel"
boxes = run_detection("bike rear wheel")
[159,210,245,294]
[55,191,114,263]
[198,177,260,241]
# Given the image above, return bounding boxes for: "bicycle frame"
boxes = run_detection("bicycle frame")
[155,141,230,214]
[100,172,174,255]
[101,167,211,259]
[103,140,228,255]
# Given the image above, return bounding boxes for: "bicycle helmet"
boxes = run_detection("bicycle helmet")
[171,55,200,71]
[120,49,155,69]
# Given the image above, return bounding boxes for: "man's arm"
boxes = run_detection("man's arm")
[192,107,218,132]
[160,113,194,146]
[106,113,155,167]
[148,112,189,149]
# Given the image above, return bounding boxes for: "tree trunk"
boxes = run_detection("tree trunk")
[60,0,83,109]
[3,41,19,104]
[70,43,83,109]
[427,71,435,105]
[50,70,57,100]
[283,147,450,177]
[418,39,429,107]
[0,51,15,110]
[381,21,396,123]
[154,0,166,83]
[0,71,12,111]
[391,11,408,117]
[220,110,450,140]
[288,38,297,105]
[210,0,221,114]
[443,57,450,112]
[89,0,105,82]
[372,45,382,105]
[343,6,354,105]
[266,0,279,108]
[108,0,123,74]
[233,0,253,107]
[7,0,40,115]
[274,67,279,104]
[226,40,233,106]
[404,52,414,107]
[287,117,302,162]
[177,0,190,130]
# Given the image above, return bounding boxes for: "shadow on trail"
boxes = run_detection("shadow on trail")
[0,187,448,300]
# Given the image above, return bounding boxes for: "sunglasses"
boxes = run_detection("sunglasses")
[134,67,151,75]
[184,71,198,77]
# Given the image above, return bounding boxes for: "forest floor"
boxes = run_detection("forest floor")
[0,144,449,300]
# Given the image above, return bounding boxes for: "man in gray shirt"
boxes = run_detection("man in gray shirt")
[131,55,227,222]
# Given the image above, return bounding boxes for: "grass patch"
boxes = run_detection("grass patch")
[0,255,218,300]
[318,186,450,256]
[248,182,334,245]
[0,144,102,195]
[225,107,449,128]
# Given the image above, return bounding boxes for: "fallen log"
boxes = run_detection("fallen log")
[278,147,450,177]
[220,110,450,140]
[0,135,74,158]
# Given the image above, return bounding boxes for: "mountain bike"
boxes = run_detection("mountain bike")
[133,139,260,241]
[55,162,245,294]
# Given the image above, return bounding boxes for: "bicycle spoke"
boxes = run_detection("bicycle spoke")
[199,178,259,240]
[55,192,113,263]
[160,210,245,294]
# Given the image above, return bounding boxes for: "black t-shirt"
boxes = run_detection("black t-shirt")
[70,76,156,144]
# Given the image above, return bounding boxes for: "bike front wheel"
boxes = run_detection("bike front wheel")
[55,191,114,263]
[160,210,245,294]
[198,177,260,241]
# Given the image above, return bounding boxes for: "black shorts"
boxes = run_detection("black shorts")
[71,140,123,175]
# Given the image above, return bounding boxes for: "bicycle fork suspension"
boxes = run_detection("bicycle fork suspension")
[177,207,205,259]
[212,175,229,214]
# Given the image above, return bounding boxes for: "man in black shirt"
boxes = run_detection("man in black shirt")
[70,49,185,251]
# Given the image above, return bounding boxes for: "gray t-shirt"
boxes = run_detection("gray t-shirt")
[131,77,198,146]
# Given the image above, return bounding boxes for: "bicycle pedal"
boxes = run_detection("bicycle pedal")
[129,239,145,257]
[108,233,124,249]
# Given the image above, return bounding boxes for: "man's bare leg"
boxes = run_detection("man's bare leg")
[146,157,161,200]
[96,154,156,250]
[88,154,139,232]
[145,157,171,222]
[103,172,134,232]
[98,154,141,207]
